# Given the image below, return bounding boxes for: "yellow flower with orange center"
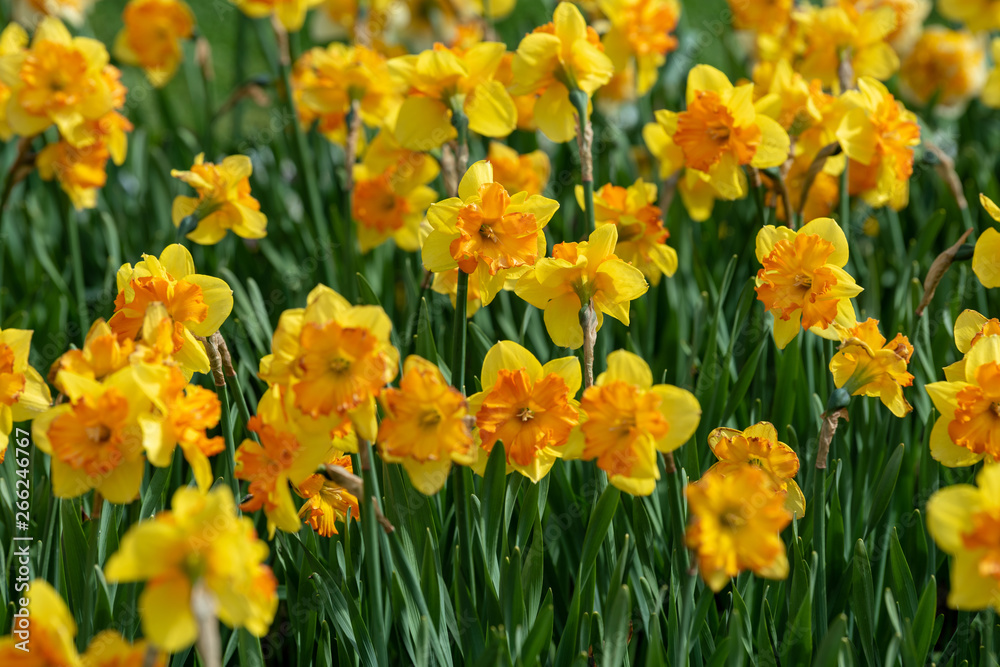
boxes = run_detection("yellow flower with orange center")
[836,77,920,210]
[641,120,726,222]
[0,327,52,462]
[297,454,359,536]
[795,1,900,90]
[423,160,558,306]
[139,366,224,492]
[565,350,700,495]
[259,284,398,441]
[599,0,679,95]
[685,463,791,592]
[944,309,1000,383]
[515,224,648,349]
[293,43,401,143]
[105,486,278,652]
[467,341,581,483]
[236,414,334,536]
[830,318,914,417]
[0,17,116,147]
[230,0,323,31]
[581,178,677,286]
[377,356,474,495]
[0,24,27,141]
[488,141,551,197]
[171,153,267,244]
[706,422,805,518]
[899,27,986,112]
[939,0,1000,32]
[352,137,439,253]
[727,0,793,35]
[648,65,790,200]
[927,463,1000,612]
[33,366,157,503]
[510,2,615,142]
[388,41,516,150]
[754,218,862,349]
[109,244,233,375]
[114,0,195,87]
[48,319,134,394]
[257,381,358,454]
[974,194,1000,289]
[927,336,1000,468]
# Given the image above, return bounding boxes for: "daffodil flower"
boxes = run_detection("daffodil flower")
[755,218,862,349]
[686,464,791,592]
[297,452,359,536]
[0,327,52,462]
[230,0,323,32]
[171,153,267,245]
[488,141,551,197]
[113,0,195,88]
[945,309,1000,382]
[599,0,680,96]
[468,341,581,483]
[377,356,475,495]
[515,224,648,349]
[830,318,914,418]
[565,350,700,495]
[927,463,1000,612]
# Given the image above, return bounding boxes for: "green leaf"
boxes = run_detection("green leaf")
[481,438,507,587]
[603,585,630,667]
[866,443,904,536]
[237,628,265,667]
[812,614,847,667]
[888,528,918,624]
[851,540,880,667]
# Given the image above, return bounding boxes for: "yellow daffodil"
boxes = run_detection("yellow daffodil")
[753,59,827,134]
[297,453,359,536]
[389,41,516,150]
[974,194,1000,288]
[292,43,401,143]
[352,139,439,253]
[0,24,27,141]
[171,153,267,244]
[515,224,648,349]
[938,0,1000,33]
[256,381,358,453]
[599,0,680,95]
[706,422,805,518]
[236,415,334,536]
[926,336,1000,467]
[422,160,558,306]
[927,463,1000,611]
[755,218,862,349]
[830,318,914,417]
[139,366,224,492]
[580,178,677,285]
[488,141,551,197]
[377,356,475,495]
[83,631,166,667]
[105,486,278,652]
[836,77,920,210]
[648,65,790,200]
[0,327,52,463]
[16,0,96,25]
[642,119,728,222]
[795,2,899,90]
[899,28,986,112]
[685,463,791,592]
[259,284,398,441]
[33,366,157,503]
[727,0,793,35]
[945,309,1000,382]
[0,17,116,146]
[230,0,323,32]
[0,580,78,664]
[48,319,134,393]
[109,244,233,375]
[468,341,580,483]
[452,0,516,19]
[114,0,195,87]
[510,2,615,142]
[565,350,699,495]
[861,0,932,56]
[984,39,1000,108]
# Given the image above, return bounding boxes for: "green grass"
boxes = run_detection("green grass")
[2,0,1000,665]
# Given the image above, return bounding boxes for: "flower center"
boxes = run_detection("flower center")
[418,409,442,429]
[674,90,761,171]
[517,407,534,422]
[720,510,746,530]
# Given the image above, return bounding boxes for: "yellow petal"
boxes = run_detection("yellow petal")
[544,291,585,348]
[394,97,454,151]
[466,80,517,139]
[599,349,653,388]
[980,193,1000,222]
[481,341,542,389]
[541,356,583,396]
[772,312,802,350]
[184,275,234,337]
[964,335,1000,382]
[459,160,494,201]
[750,115,790,169]
[554,1,587,45]
[798,217,850,267]
[686,64,733,103]
[948,551,1000,610]
[836,108,877,165]
[973,227,1000,288]
[954,309,988,354]
[650,385,701,452]
[403,457,453,495]
[929,415,984,468]
[535,83,577,143]
[159,244,195,279]
[141,576,198,652]
[925,381,962,416]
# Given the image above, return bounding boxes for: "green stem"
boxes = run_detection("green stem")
[214,381,239,501]
[569,89,595,238]
[276,28,337,289]
[665,462,694,667]
[227,367,258,443]
[451,271,469,392]
[342,101,361,303]
[64,199,88,341]
[813,463,828,634]
[356,441,389,666]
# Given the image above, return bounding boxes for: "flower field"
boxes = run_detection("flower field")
[2,0,1000,664]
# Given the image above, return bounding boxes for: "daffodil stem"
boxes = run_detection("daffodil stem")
[342,100,361,303]
[580,299,597,389]
[813,458,828,633]
[275,26,337,290]
[214,380,238,500]
[570,89,595,239]
[665,464,694,666]
[357,440,389,666]
[64,198,89,342]
[449,268,474,596]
